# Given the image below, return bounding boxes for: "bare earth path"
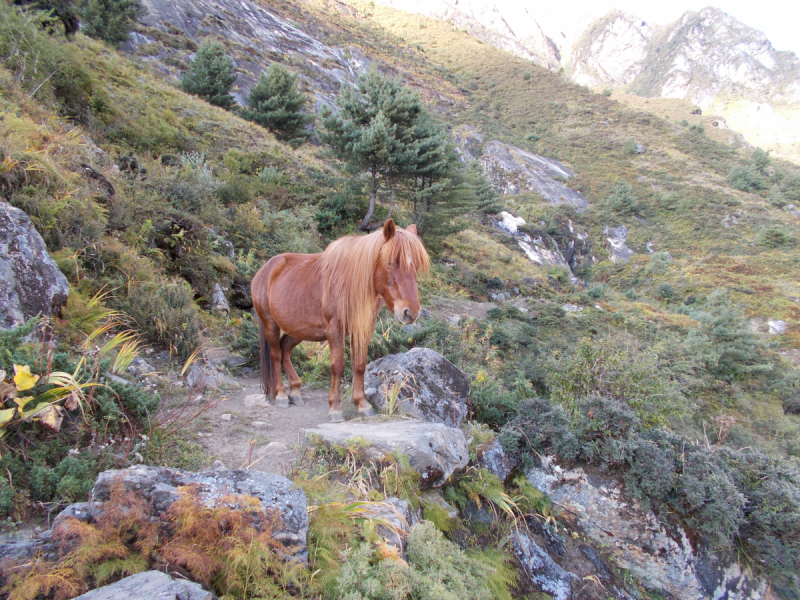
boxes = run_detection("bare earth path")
[194,376,333,476]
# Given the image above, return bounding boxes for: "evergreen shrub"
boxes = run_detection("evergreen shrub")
[181,41,237,109]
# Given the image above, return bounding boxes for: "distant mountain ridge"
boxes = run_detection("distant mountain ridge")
[374,1,800,163]
[570,7,800,107]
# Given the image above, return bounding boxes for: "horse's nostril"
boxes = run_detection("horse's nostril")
[403,308,410,319]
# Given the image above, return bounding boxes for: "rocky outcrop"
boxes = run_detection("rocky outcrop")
[209,283,230,314]
[364,348,470,428]
[526,458,767,600]
[570,11,652,89]
[495,211,593,280]
[511,532,579,600]
[0,202,69,330]
[302,420,468,488]
[481,142,588,209]
[92,466,308,561]
[72,571,213,600]
[604,225,634,262]
[475,439,516,483]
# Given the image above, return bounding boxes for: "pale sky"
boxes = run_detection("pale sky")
[528,1,800,56]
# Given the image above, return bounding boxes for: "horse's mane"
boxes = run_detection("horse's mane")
[321,227,430,359]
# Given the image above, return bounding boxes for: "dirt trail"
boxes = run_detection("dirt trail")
[195,376,335,476]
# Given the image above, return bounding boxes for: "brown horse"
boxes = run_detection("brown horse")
[251,219,430,422]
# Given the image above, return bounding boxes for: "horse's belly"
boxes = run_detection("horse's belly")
[268,257,327,342]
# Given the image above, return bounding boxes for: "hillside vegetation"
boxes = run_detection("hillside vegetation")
[1,0,800,598]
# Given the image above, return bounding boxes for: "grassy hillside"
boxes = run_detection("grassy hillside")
[1,0,800,597]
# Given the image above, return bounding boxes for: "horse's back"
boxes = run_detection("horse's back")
[252,252,327,341]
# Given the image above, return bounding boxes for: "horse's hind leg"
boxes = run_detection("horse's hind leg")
[280,334,304,406]
[264,320,290,408]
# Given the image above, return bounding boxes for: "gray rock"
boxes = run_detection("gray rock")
[302,420,468,488]
[0,530,56,563]
[419,489,458,519]
[365,348,470,428]
[768,319,786,334]
[480,141,588,210]
[525,458,767,599]
[363,497,417,551]
[0,202,69,330]
[635,143,646,154]
[243,393,269,408]
[72,570,213,600]
[51,501,104,530]
[210,283,230,314]
[185,363,243,391]
[90,466,308,562]
[511,532,578,600]
[206,348,248,368]
[475,439,517,483]
[603,225,635,262]
[104,373,131,387]
[127,357,156,376]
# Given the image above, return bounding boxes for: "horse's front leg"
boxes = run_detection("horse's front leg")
[326,323,345,423]
[352,347,375,417]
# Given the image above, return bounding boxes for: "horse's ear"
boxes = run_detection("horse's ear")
[406,223,418,237]
[383,219,396,241]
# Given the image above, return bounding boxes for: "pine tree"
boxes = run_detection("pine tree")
[321,71,423,230]
[240,64,311,143]
[77,0,145,46]
[684,289,772,382]
[181,42,237,110]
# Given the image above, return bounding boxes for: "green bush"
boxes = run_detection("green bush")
[727,164,766,192]
[682,289,771,382]
[240,63,312,142]
[622,139,637,156]
[605,179,638,215]
[756,225,795,249]
[181,41,237,109]
[335,522,503,600]
[545,334,682,427]
[122,281,202,358]
[77,0,146,46]
[647,251,671,275]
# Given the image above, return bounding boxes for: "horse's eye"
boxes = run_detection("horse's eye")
[387,262,394,268]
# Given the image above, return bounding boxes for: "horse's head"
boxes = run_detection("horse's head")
[374,219,429,325]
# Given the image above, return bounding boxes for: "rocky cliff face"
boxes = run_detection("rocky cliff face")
[571,7,800,109]
[125,0,371,109]
[569,11,652,89]
[372,0,561,70]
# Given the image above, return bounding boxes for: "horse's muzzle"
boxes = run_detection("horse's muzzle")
[396,307,419,325]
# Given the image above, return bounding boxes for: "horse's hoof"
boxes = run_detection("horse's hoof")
[275,394,289,408]
[328,410,345,423]
[289,393,304,406]
[357,407,376,418]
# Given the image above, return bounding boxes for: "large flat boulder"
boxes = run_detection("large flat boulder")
[365,348,470,428]
[302,420,468,488]
[90,466,308,562]
[0,202,69,330]
[72,571,213,600]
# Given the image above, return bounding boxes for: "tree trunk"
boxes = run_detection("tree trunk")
[358,167,378,231]
[386,181,396,220]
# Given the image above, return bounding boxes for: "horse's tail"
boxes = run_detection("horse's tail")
[259,320,276,399]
